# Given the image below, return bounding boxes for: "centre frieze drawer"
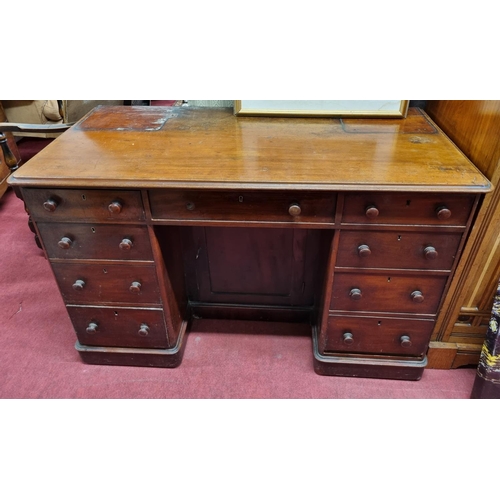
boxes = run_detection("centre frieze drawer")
[330,272,449,315]
[37,223,153,261]
[322,315,434,357]
[51,262,161,305]
[336,230,463,270]
[67,306,169,349]
[149,190,337,224]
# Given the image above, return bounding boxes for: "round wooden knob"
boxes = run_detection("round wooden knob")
[86,322,98,335]
[58,236,73,249]
[130,281,142,293]
[424,246,438,260]
[365,205,379,219]
[288,203,302,216]
[343,332,354,345]
[358,244,371,257]
[119,238,133,251]
[349,288,362,300]
[108,201,123,214]
[72,279,86,291]
[436,206,451,220]
[43,199,58,212]
[411,290,424,303]
[138,324,150,337]
[400,335,412,348]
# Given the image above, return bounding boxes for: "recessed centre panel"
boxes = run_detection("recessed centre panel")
[182,226,327,308]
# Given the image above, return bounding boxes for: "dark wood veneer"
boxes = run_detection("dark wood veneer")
[9,106,491,380]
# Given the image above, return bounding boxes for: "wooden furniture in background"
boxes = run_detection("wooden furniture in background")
[0,103,20,198]
[425,101,500,369]
[8,106,491,380]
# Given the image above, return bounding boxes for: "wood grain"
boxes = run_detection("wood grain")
[9,106,491,193]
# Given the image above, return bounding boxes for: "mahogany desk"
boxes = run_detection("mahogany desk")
[8,106,492,380]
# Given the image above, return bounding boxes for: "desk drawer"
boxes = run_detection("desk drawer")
[330,272,448,315]
[67,306,169,349]
[22,188,145,222]
[52,262,161,305]
[149,190,337,224]
[37,223,153,261]
[336,230,462,270]
[322,315,433,357]
[342,193,475,226]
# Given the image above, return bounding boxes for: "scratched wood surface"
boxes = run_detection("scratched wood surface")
[8,106,491,193]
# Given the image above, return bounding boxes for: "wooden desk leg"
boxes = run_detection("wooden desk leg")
[471,278,500,398]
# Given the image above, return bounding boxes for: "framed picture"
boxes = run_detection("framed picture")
[234,100,409,118]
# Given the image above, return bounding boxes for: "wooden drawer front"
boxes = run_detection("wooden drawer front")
[149,190,337,224]
[67,306,169,349]
[22,188,145,222]
[51,263,161,305]
[342,193,475,226]
[322,315,434,357]
[330,272,448,315]
[37,223,153,261]
[336,230,463,270]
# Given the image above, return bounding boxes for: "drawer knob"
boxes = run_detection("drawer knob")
[343,332,354,345]
[436,206,451,220]
[130,281,142,293]
[424,246,438,260]
[365,205,379,219]
[43,199,58,212]
[288,203,302,216]
[108,201,123,214]
[400,335,412,348]
[411,290,424,303]
[119,238,133,251]
[58,236,73,249]
[138,324,150,337]
[86,322,98,335]
[72,279,86,291]
[349,288,362,300]
[358,244,371,257]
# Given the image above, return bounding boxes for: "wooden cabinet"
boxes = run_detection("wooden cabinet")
[9,106,491,380]
[425,101,500,369]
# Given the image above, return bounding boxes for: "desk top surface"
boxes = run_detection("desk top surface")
[9,106,492,193]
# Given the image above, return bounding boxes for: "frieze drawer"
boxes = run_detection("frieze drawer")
[342,192,475,227]
[22,188,145,222]
[149,190,337,224]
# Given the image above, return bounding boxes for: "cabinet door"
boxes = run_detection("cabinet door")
[183,226,323,307]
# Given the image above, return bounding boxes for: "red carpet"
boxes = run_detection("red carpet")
[0,104,478,398]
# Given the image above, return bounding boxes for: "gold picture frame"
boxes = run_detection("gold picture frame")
[234,100,409,118]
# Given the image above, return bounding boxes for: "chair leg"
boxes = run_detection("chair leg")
[0,132,21,172]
